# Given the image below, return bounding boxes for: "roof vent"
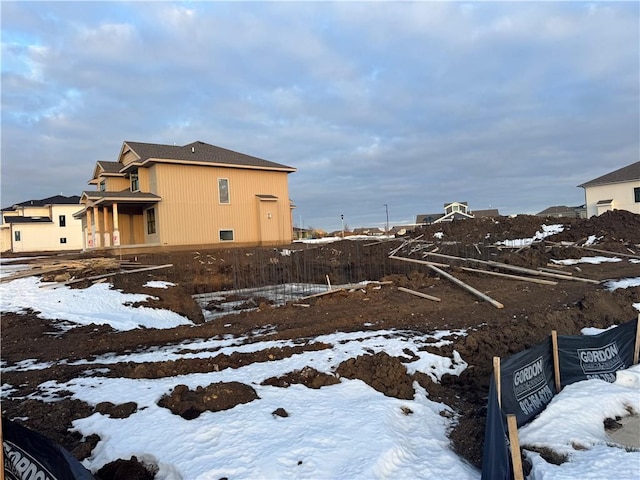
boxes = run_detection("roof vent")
[191,147,195,153]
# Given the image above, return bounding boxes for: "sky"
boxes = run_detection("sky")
[1,245,639,479]
[1,2,639,232]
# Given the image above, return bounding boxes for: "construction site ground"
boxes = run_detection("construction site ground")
[1,210,639,479]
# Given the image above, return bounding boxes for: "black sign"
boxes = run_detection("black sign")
[557,317,637,386]
[499,338,556,427]
[3,417,94,480]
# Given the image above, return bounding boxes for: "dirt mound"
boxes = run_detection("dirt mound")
[96,456,157,480]
[158,382,259,419]
[336,351,415,400]
[262,366,340,389]
[549,210,640,244]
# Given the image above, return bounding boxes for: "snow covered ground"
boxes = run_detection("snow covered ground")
[1,254,639,479]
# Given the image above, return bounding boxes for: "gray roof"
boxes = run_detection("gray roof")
[536,205,576,215]
[471,209,500,218]
[578,161,640,188]
[3,195,80,211]
[97,161,124,174]
[123,141,296,172]
[3,216,52,224]
[81,190,161,201]
[416,213,444,224]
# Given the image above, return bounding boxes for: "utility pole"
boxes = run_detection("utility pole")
[341,214,344,238]
[384,204,389,234]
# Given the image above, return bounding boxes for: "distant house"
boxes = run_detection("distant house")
[0,195,83,253]
[74,140,296,252]
[352,227,386,236]
[578,161,640,218]
[416,202,499,225]
[536,205,585,218]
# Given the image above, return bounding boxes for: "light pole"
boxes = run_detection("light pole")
[341,214,344,238]
[384,204,389,234]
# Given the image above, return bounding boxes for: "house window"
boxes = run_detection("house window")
[635,187,640,203]
[147,208,156,235]
[131,170,140,192]
[14,231,21,242]
[99,180,106,191]
[59,215,66,227]
[218,178,230,204]
[219,229,234,241]
[60,237,67,244]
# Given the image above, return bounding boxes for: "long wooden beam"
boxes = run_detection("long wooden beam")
[427,264,504,309]
[397,286,441,302]
[421,251,600,284]
[388,254,449,268]
[459,266,558,285]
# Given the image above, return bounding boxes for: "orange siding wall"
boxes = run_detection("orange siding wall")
[152,163,293,246]
[104,177,129,192]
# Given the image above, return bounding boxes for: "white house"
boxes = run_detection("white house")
[578,161,640,218]
[0,195,84,253]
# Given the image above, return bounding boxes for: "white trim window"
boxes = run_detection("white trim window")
[218,178,230,204]
[219,229,234,241]
[130,170,140,192]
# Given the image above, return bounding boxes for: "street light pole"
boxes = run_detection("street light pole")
[341,214,344,238]
[384,204,389,234]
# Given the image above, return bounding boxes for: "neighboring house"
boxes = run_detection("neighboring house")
[536,205,586,218]
[0,195,83,253]
[416,202,499,225]
[74,140,296,252]
[578,161,640,218]
[352,227,386,236]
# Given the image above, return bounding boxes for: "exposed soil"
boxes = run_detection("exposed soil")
[2,210,639,479]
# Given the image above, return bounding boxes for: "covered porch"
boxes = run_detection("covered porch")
[74,191,161,251]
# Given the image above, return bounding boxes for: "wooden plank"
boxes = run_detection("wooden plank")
[539,266,573,276]
[459,266,558,285]
[547,241,640,260]
[493,356,501,408]
[0,265,65,283]
[423,251,600,283]
[397,286,441,302]
[41,264,174,288]
[297,288,346,301]
[634,313,640,365]
[388,254,450,268]
[427,264,504,309]
[507,414,525,480]
[551,330,562,392]
[485,261,600,284]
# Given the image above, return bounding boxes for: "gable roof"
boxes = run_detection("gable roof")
[120,141,296,173]
[578,161,640,188]
[4,195,81,210]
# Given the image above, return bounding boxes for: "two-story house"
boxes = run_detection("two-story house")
[578,161,640,217]
[0,195,83,253]
[74,140,297,252]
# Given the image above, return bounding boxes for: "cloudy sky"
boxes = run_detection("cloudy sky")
[1,1,638,231]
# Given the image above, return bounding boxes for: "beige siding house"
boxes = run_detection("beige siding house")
[578,161,640,218]
[74,141,296,252]
[1,195,83,253]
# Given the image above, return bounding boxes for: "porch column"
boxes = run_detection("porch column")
[93,206,102,247]
[102,205,111,247]
[112,203,120,246]
[87,208,94,248]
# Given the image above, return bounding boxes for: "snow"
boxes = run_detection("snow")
[144,281,176,289]
[0,276,191,331]
[553,256,622,266]
[1,254,639,479]
[497,224,565,248]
